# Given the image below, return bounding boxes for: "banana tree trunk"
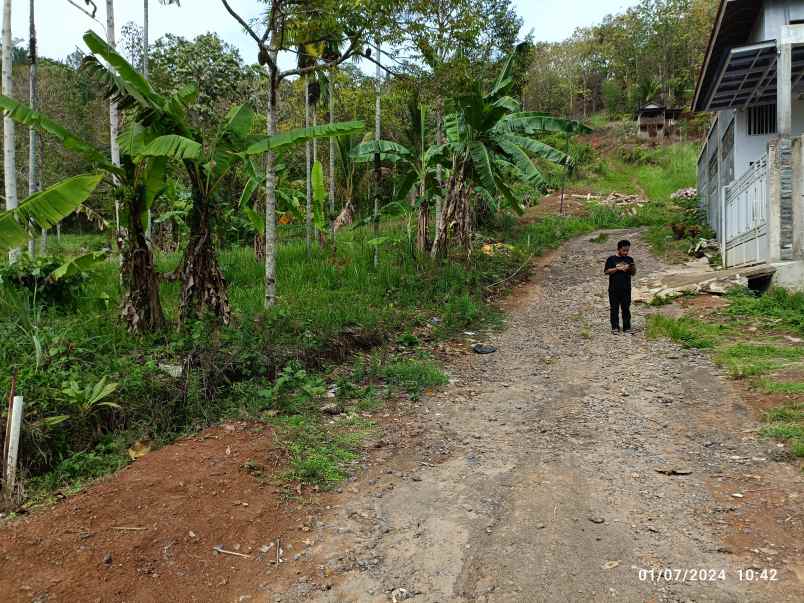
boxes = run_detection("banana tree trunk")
[334,198,354,232]
[415,179,428,254]
[121,190,165,332]
[434,103,444,234]
[178,178,230,324]
[2,0,18,262]
[431,158,471,258]
[416,201,429,254]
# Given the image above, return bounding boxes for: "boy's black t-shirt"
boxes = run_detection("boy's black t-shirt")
[605,255,635,292]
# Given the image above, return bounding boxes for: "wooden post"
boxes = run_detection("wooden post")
[3,395,23,497]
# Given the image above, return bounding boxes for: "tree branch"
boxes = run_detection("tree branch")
[219,1,265,47]
[219,0,277,72]
[358,51,405,79]
[279,40,360,80]
[66,0,105,30]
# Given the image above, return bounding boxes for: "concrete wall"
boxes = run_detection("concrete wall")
[749,2,804,42]
[752,1,797,43]
[729,99,804,180]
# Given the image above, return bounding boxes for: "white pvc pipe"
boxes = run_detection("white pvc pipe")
[4,395,23,496]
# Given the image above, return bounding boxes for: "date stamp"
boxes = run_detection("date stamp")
[636,568,779,583]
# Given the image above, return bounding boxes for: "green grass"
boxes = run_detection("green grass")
[760,403,804,458]
[647,286,804,460]
[379,358,449,399]
[578,143,699,202]
[715,343,804,379]
[726,287,804,336]
[0,219,526,498]
[277,413,376,487]
[758,379,804,395]
[646,315,722,349]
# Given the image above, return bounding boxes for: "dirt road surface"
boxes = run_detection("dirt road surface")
[2,230,802,602]
[275,229,803,602]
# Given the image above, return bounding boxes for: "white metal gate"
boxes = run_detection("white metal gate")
[723,154,769,267]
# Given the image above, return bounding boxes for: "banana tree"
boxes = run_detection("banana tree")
[240,120,366,241]
[82,29,363,323]
[0,91,172,331]
[332,133,366,231]
[352,98,442,253]
[431,47,591,257]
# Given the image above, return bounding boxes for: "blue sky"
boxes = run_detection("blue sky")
[14,0,640,64]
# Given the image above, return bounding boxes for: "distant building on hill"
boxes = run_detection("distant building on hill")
[692,0,804,290]
[636,103,683,141]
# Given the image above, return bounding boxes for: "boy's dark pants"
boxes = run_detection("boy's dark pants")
[609,289,631,331]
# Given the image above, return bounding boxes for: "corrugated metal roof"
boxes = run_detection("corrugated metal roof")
[703,41,804,111]
[692,0,763,112]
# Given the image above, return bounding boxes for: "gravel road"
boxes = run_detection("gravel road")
[272,229,803,603]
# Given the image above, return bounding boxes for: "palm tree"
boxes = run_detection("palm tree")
[2,0,18,261]
[431,49,590,256]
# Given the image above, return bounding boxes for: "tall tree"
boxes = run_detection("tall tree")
[106,0,121,242]
[2,0,18,261]
[372,37,381,267]
[220,0,371,308]
[29,0,43,256]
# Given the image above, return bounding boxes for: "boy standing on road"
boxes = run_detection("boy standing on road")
[604,240,636,333]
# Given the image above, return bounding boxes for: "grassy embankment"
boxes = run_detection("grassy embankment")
[0,136,698,504]
[647,289,804,459]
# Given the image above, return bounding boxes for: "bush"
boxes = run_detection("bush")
[0,255,86,304]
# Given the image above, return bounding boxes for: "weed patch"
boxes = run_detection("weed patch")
[646,315,721,348]
[760,402,804,457]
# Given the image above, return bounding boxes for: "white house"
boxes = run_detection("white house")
[694,0,804,288]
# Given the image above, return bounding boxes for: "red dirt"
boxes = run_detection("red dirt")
[518,189,591,223]
[0,405,434,603]
[0,422,326,602]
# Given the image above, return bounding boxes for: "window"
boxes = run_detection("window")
[721,120,734,185]
[748,104,777,135]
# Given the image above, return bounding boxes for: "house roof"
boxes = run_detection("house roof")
[692,0,764,112]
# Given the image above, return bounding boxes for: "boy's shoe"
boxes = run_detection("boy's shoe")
[623,329,633,335]
[611,328,620,334]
